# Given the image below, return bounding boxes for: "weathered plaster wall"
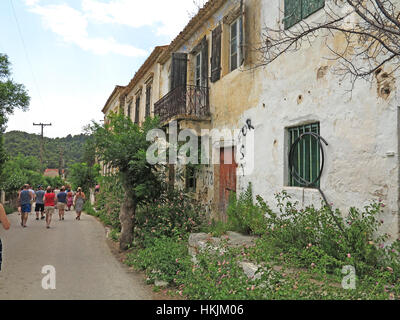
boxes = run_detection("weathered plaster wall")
[232,0,400,241]
[124,62,162,124]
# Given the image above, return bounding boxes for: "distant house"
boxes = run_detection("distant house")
[44,169,64,178]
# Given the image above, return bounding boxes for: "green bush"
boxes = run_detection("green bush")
[134,189,206,247]
[226,183,270,235]
[4,204,15,215]
[93,175,122,231]
[125,237,192,285]
[248,190,398,278]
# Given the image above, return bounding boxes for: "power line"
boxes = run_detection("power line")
[9,0,46,108]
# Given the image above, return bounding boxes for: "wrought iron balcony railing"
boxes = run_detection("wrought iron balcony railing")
[154,85,210,123]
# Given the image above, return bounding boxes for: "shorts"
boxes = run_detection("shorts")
[45,206,55,215]
[21,204,31,213]
[35,203,45,212]
[57,203,66,210]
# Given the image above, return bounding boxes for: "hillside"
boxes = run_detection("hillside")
[3,131,90,169]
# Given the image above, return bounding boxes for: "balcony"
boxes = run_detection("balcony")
[154,85,210,124]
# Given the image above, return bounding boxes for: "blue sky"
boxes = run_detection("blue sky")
[0,0,202,137]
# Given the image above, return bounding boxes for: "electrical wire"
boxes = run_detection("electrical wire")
[9,0,46,108]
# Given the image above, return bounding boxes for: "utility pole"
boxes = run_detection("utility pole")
[59,145,64,178]
[33,122,52,170]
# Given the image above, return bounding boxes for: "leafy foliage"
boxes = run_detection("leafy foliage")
[124,183,400,300]
[226,183,268,235]
[0,154,65,192]
[0,54,30,132]
[68,162,100,193]
[126,237,192,285]
[134,189,207,247]
[3,131,90,170]
[0,53,30,176]
[91,113,164,203]
[91,175,123,230]
[90,113,165,249]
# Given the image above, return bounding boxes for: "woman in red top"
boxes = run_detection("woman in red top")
[43,186,57,229]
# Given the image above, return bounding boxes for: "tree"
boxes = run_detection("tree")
[258,0,400,90]
[0,54,30,174]
[90,113,165,250]
[67,162,100,193]
[0,154,43,193]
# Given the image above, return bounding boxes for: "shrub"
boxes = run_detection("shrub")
[125,237,192,285]
[252,191,397,277]
[226,183,270,235]
[94,175,123,231]
[3,204,15,215]
[134,189,206,247]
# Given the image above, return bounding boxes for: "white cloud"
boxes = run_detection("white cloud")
[81,0,200,37]
[25,2,148,57]
[24,0,41,6]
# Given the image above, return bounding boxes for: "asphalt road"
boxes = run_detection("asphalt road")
[0,210,154,300]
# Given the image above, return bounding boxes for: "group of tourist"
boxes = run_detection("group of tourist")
[17,184,86,229]
[0,184,87,272]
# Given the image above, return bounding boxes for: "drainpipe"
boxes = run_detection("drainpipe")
[240,0,245,65]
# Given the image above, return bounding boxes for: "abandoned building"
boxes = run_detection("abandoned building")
[102,0,400,242]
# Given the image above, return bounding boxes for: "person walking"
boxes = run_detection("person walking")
[66,189,74,211]
[18,184,33,228]
[74,187,85,221]
[57,187,67,221]
[0,203,11,271]
[35,185,45,220]
[17,186,23,215]
[28,185,35,215]
[43,186,57,229]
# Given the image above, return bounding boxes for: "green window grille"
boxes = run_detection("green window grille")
[288,122,320,188]
[284,0,325,29]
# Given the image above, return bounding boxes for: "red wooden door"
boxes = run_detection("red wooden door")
[219,147,237,221]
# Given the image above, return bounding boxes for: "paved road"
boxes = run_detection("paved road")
[0,211,154,300]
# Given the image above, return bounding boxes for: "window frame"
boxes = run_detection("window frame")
[230,16,243,72]
[287,122,321,188]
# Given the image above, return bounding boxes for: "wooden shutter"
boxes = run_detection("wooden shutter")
[201,36,208,88]
[135,96,140,124]
[145,85,151,118]
[127,102,132,119]
[170,52,188,90]
[284,0,302,29]
[302,0,324,19]
[211,25,222,83]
